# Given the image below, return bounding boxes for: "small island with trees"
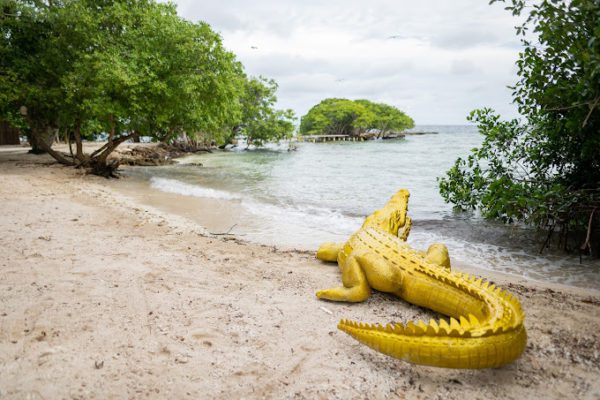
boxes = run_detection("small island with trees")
[299,98,415,142]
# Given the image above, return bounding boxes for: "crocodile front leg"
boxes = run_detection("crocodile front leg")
[424,243,451,270]
[316,242,344,262]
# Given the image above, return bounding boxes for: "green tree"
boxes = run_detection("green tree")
[228,76,296,147]
[299,98,413,137]
[438,0,600,252]
[1,0,67,152]
[356,100,414,137]
[0,0,254,175]
[57,0,243,168]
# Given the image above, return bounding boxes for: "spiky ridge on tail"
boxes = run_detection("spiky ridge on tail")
[337,273,527,369]
[338,319,526,369]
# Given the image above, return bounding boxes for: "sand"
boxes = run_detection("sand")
[1,145,599,399]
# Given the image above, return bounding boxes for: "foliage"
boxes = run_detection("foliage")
[0,0,292,175]
[229,76,295,147]
[438,0,600,249]
[299,98,413,136]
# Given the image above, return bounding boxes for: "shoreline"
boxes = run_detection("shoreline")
[1,146,599,399]
[115,169,597,295]
[114,157,599,293]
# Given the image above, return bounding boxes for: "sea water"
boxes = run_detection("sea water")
[115,125,600,289]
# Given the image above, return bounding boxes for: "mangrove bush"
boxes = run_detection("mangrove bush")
[438,0,600,254]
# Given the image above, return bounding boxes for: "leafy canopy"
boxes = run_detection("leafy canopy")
[1,0,243,138]
[0,0,294,174]
[229,76,295,147]
[438,0,600,236]
[299,98,414,136]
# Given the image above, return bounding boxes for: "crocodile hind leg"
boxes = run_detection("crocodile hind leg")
[316,250,404,302]
[316,250,372,302]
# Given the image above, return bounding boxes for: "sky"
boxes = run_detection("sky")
[171,0,524,125]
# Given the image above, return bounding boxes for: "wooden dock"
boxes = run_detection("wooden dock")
[299,135,366,143]
[298,131,426,143]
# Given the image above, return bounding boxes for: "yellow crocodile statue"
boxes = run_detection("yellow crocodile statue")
[316,189,526,369]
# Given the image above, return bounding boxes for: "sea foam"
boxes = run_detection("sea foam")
[150,177,241,201]
[149,176,362,239]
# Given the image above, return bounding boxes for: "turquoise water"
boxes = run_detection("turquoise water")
[119,126,600,289]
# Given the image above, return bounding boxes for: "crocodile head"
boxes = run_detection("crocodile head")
[361,189,410,236]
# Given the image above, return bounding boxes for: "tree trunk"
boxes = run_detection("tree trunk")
[88,158,121,178]
[160,128,177,144]
[27,128,53,154]
[30,127,75,166]
[30,121,130,177]
[73,121,85,162]
[86,133,133,178]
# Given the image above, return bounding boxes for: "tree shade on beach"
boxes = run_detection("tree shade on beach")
[439,0,600,254]
[0,0,294,176]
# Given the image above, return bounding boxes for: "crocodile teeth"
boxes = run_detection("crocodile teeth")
[438,319,450,335]
[417,320,428,333]
[459,315,470,329]
[426,319,440,335]
[448,317,462,336]
[468,313,480,326]
[405,321,418,335]
[394,323,405,334]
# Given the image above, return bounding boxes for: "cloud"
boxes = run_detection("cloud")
[169,0,523,124]
[450,59,481,75]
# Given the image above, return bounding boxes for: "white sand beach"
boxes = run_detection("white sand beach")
[1,146,599,399]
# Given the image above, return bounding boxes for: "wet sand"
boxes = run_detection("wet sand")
[1,145,599,399]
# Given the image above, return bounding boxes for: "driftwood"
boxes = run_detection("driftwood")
[209,224,238,236]
[114,143,212,166]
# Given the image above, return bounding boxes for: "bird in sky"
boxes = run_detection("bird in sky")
[387,34,427,41]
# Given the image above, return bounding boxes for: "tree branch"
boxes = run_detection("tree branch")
[544,96,599,113]
[582,96,600,128]
[95,133,133,162]
[73,121,84,162]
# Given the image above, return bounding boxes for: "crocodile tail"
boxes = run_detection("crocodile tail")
[337,316,527,369]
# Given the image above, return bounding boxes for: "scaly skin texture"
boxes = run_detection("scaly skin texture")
[316,189,526,369]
